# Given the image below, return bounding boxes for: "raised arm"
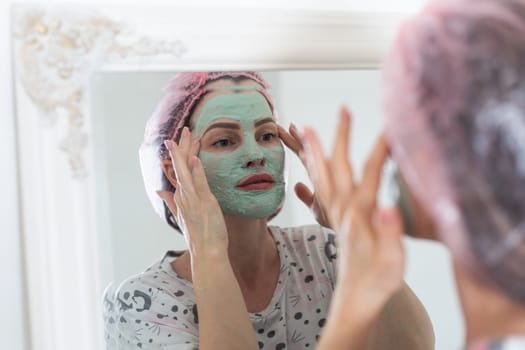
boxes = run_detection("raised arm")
[301,108,434,350]
[367,282,434,350]
[161,127,258,350]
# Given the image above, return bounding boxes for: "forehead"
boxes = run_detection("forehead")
[190,79,272,128]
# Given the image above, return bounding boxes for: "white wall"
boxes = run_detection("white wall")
[90,72,187,288]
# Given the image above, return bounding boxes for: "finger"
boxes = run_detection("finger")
[191,156,213,199]
[278,124,302,155]
[289,123,303,148]
[331,107,354,190]
[338,204,371,244]
[376,207,403,241]
[289,123,309,165]
[358,134,389,213]
[178,127,191,165]
[173,188,185,223]
[302,127,333,206]
[332,107,351,162]
[294,182,314,207]
[165,140,196,198]
[189,138,201,169]
[375,207,404,267]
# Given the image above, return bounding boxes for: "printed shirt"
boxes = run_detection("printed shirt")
[103,224,337,349]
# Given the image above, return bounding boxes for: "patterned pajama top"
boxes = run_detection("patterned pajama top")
[103,225,337,350]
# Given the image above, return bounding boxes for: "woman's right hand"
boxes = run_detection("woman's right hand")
[302,107,405,316]
[160,127,229,258]
[161,128,259,350]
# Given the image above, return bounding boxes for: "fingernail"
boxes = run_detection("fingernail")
[302,127,312,140]
[303,138,311,153]
[381,208,400,223]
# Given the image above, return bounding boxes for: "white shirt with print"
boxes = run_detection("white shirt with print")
[103,225,337,350]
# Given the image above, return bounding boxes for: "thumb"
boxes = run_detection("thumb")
[294,182,314,208]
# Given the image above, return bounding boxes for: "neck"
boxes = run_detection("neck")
[454,261,525,346]
[223,215,278,286]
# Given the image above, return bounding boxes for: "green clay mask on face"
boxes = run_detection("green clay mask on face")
[193,89,285,218]
[393,170,416,236]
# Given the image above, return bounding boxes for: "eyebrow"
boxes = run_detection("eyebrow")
[202,122,241,137]
[254,117,276,128]
[201,117,276,138]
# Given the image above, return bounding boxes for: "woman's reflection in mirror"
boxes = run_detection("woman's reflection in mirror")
[102,71,434,349]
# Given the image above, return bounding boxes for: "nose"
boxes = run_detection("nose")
[242,137,266,168]
[245,157,265,168]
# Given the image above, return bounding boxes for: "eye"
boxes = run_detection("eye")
[259,132,277,143]
[212,138,234,148]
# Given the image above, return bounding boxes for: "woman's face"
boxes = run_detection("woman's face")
[189,79,285,218]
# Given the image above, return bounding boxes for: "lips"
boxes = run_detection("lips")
[236,173,275,191]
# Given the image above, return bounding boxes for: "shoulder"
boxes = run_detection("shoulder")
[103,252,199,348]
[271,225,338,288]
[271,224,336,247]
[271,224,337,263]
[104,253,193,313]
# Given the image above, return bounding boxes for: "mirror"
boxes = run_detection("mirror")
[11,5,462,350]
[91,70,463,350]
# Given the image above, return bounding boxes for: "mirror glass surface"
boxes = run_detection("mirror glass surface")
[90,70,463,350]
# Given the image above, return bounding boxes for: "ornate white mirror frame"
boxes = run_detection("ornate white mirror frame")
[11,5,406,349]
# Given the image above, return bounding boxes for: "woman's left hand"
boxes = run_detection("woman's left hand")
[278,123,331,228]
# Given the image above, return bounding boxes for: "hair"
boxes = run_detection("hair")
[139,72,276,232]
[383,0,525,302]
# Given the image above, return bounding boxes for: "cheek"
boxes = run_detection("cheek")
[266,144,285,166]
[200,155,221,169]
[411,194,438,241]
[198,151,241,181]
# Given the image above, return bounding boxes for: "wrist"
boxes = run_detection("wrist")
[188,238,228,260]
[330,287,387,325]
[190,247,229,269]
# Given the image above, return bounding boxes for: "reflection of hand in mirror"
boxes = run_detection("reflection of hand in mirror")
[278,123,331,228]
[158,127,229,255]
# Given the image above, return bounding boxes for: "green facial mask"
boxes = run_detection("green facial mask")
[193,90,285,218]
[393,169,416,236]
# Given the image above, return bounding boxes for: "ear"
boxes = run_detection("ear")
[162,159,178,188]
[159,159,179,219]
[157,189,178,220]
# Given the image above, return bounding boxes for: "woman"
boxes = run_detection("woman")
[103,72,433,349]
[305,0,525,349]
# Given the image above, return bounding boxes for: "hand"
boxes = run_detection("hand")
[302,107,405,310]
[158,127,229,258]
[278,123,331,228]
